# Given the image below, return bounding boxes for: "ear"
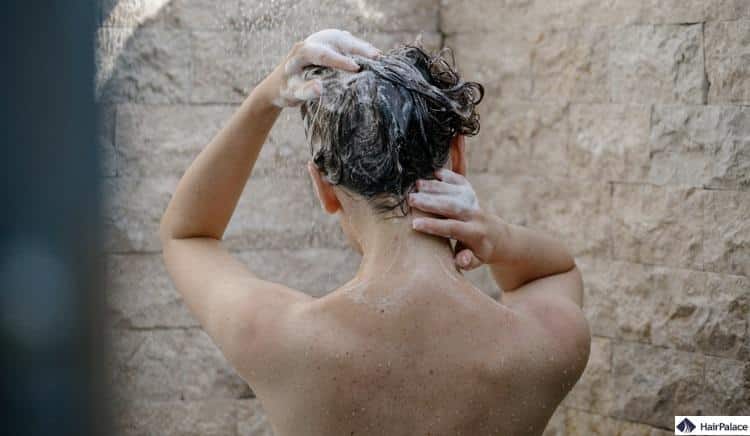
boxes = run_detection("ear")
[307,161,341,214]
[449,134,468,177]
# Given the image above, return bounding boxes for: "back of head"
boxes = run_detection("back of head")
[300,45,484,215]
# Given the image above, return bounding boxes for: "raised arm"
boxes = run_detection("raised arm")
[408,166,583,308]
[159,29,380,367]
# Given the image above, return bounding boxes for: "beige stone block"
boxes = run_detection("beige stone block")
[102,174,315,252]
[99,104,117,177]
[349,0,440,32]
[708,139,750,191]
[526,177,611,258]
[576,258,748,359]
[568,104,650,182]
[101,0,438,34]
[446,31,533,102]
[706,20,750,104]
[110,328,249,401]
[542,406,566,436]
[603,261,748,359]
[115,104,308,178]
[612,342,705,428]
[191,29,281,103]
[612,183,704,269]
[649,105,750,190]
[531,26,610,103]
[115,399,272,436]
[468,102,568,177]
[577,257,617,338]
[96,26,191,103]
[563,337,613,415]
[233,0,439,33]
[100,0,174,28]
[704,189,750,277]
[115,104,233,176]
[106,254,198,328]
[167,0,237,30]
[472,173,532,228]
[102,175,177,252]
[474,175,609,258]
[362,30,442,53]
[702,357,750,415]
[634,0,706,24]
[441,0,651,33]
[565,408,673,435]
[649,105,719,187]
[235,248,361,297]
[509,103,569,177]
[440,0,511,34]
[236,399,275,435]
[95,26,129,98]
[705,273,750,358]
[706,0,750,20]
[609,25,706,104]
[223,175,318,250]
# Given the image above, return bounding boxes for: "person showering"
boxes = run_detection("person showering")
[160,29,591,436]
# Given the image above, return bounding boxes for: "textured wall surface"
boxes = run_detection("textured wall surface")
[98,1,750,434]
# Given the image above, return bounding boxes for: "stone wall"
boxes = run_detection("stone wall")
[98,1,750,434]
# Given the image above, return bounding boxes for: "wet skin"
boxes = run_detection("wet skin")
[243,271,589,436]
[159,29,591,436]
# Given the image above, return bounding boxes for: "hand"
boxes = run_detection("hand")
[409,169,504,271]
[261,29,380,108]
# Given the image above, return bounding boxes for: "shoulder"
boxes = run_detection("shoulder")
[510,293,592,385]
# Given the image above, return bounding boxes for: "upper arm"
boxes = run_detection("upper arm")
[503,266,591,375]
[161,237,312,366]
[501,264,584,309]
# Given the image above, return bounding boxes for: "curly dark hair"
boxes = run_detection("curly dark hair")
[300,44,484,215]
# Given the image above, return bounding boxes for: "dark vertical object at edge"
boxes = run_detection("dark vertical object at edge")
[0,1,109,435]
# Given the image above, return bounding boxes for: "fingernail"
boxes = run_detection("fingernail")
[412,218,423,229]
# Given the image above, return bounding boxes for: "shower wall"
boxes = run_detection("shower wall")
[98,0,749,434]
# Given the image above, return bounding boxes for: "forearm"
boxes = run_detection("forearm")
[486,215,576,292]
[160,81,281,242]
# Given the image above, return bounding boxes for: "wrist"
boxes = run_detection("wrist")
[485,213,511,265]
[252,67,284,109]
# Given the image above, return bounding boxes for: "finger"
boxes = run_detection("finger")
[412,217,471,241]
[434,168,465,185]
[285,51,312,76]
[306,43,360,71]
[292,79,322,102]
[415,179,459,195]
[455,248,482,271]
[408,192,465,219]
[337,35,380,58]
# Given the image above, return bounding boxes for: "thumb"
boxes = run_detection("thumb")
[455,248,482,271]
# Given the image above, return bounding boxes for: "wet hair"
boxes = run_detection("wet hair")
[300,44,484,215]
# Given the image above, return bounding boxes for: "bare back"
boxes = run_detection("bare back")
[241,280,588,436]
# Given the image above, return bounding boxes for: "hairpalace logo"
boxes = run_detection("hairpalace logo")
[675,416,750,435]
[677,418,696,433]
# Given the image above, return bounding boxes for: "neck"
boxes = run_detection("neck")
[349,211,463,287]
